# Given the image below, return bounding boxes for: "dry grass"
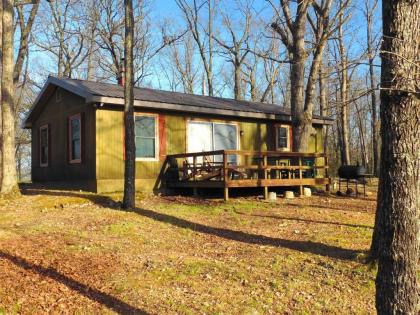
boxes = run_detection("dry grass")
[0,184,377,314]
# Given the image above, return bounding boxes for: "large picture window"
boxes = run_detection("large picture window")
[135,115,158,160]
[39,125,49,167]
[276,125,291,151]
[69,113,82,163]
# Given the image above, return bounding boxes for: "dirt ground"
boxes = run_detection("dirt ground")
[0,184,377,314]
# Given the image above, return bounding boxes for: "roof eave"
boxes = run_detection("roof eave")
[89,95,334,124]
[23,76,93,128]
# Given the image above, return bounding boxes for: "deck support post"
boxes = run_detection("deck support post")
[299,157,303,197]
[224,187,229,201]
[223,151,229,201]
[264,186,268,200]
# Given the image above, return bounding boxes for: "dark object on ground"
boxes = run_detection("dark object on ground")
[338,165,367,179]
[337,164,369,198]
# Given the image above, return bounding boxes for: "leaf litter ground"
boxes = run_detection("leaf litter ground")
[0,183,377,314]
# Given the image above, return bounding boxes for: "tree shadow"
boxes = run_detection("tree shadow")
[19,186,364,261]
[127,207,363,261]
[0,251,148,315]
[233,211,373,230]
[285,202,374,213]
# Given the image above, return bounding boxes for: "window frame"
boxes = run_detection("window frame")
[68,113,82,164]
[186,120,240,152]
[134,113,159,161]
[275,124,291,151]
[39,124,49,167]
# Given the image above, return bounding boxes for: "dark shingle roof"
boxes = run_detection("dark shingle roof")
[24,76,333,127]
[61,77,294,116]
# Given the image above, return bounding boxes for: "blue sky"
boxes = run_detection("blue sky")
[26,0,382,100]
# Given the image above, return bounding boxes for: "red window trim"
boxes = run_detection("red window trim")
[39,124,49,167]
[68,113,82,164]
[275,124,292,152]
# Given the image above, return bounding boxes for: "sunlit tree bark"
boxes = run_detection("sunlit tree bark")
[122,0,135,209]
[372,0,419,313]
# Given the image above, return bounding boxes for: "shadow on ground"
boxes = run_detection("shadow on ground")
[20,186,364,261]
[233,210,373,230]
[0,251,148,315]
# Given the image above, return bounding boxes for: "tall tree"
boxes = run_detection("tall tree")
[1,0,18,194]
[213,3,251,100]
[122,0,135,209]
[364,0,379,176]
[14,1,39,85]
[176,0,214,96]
[372,0,419,313]
[0,0,3,188]
[269,0,344,152]
[336,3,350,165]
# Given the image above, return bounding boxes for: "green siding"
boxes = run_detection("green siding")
[166,115,186,154]
[239,121,269,151]
[94,109,327,193]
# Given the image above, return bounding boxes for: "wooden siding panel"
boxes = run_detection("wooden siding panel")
[166,115,186,155]
[239,121,269,151]
[31,88,95,182]
[96,109,124,179]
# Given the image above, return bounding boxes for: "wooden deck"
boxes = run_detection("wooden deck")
[164,150,331,200]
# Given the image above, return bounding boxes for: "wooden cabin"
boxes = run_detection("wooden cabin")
[24,76,333,198]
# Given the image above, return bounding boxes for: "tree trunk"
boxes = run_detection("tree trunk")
[318,58,328,154]
[207,0,213,96]
[233,60,242,100]
[1,0,18,194]
[338,10,351,165]
[0,0,3,188]
[354,101,368,166]
[290,13,310,152]
[374,0,419,313]
[122,0,135,209]
[367,11,379,176]
[13,2,39,85]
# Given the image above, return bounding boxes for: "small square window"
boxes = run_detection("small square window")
[276,125,290,151]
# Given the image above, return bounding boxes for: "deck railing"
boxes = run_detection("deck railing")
[165,150,330,200]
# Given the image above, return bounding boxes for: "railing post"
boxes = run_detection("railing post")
[223,151,229,201]
[193,155,197,181]
[263,154,268,199]
[299,157,303,196]
[325,155,330,192]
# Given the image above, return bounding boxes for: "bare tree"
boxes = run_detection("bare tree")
[372,0,419,313]
[34,0,91,78]
[1,0,18,193]
[336,3,350,165]
[213,3,251,100]
[269,0,346,152]
[122,0,135,209]
[176,0,214,96]
[363,0,379,176]
[95,0,185,85]
[166,33,198,94]
[14,1,39,84]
